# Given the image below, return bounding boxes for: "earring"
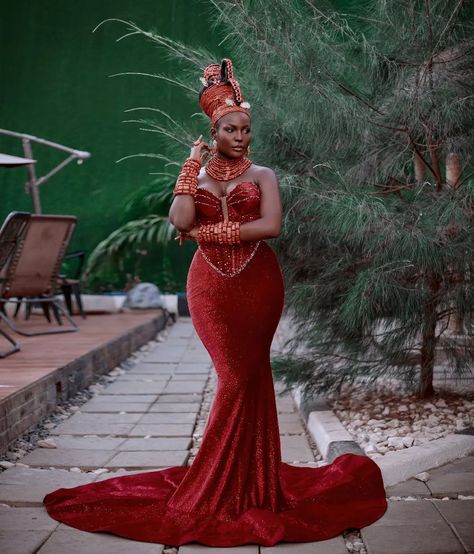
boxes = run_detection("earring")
[211,139,218,155]
[245,145,251,156]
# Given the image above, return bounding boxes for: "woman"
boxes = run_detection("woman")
[43,59,387,547]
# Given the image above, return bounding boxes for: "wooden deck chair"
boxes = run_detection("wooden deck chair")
[0,212,30,357]
[0,214,78,342]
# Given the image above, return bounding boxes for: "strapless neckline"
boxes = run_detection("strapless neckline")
[196,181,259,202]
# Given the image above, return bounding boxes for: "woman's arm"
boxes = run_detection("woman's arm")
[168,136,208,232]
[239,166,282,240]
[168,195,196,232]
[176,166,282,244]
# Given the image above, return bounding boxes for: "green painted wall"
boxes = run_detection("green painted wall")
[0,0,220,290]
[1,0,358,291]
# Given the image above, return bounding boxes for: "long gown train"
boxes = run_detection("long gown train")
[43,182,387,546]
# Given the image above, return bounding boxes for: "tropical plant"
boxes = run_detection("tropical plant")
[85,175,172,273]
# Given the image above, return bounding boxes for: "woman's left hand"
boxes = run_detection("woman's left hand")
[175,226,200,245]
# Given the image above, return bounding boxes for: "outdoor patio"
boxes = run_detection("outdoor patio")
[2,1,473,552]
[0,308,169,454]
[0,317,472,554]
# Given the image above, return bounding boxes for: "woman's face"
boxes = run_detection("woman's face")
[212,112,251,160]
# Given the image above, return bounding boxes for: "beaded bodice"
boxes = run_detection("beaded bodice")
[194,182,262,277]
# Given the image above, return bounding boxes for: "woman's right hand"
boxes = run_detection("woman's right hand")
[190,135,211,163]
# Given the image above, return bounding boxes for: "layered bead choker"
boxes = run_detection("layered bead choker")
[205,153,252,182]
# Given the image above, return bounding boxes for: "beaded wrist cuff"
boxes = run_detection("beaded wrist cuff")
[198,221,241,245]
[173,157,201,197]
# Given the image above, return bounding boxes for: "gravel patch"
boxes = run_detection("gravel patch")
[344,529,367,553]
[327,381,474,460]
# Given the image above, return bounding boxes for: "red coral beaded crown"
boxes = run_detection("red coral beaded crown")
[199,58,251,127]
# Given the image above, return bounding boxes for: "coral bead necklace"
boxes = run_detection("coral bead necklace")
[205,153,252,182]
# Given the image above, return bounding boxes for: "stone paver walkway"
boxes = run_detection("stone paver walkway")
[373,456,474,554]
[1,317,473,553]
[0,318,343,553]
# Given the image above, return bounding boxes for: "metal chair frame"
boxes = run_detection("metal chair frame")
[0,212,30,357]
[0,213,78,356]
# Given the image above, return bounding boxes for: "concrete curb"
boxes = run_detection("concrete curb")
[291,384,474,485]
[292,385,365,464]
[376,433,474,486]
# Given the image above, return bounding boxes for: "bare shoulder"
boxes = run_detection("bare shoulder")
[252,164,279,185]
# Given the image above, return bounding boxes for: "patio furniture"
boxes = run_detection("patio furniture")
[0,153,36,167]
[0,213,78,348]
[0,325,20,358]
[0,129,90,214]
[12,249,87,322]
[57,250,86,319]
[0,212,30,357]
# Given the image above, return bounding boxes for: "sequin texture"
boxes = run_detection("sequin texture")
[42,184,388,546]
[194,182,262,277]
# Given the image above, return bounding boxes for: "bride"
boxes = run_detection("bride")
[43,58,387,547]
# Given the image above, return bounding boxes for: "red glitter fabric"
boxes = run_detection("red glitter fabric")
[42,182,387,546]
[195,182,262,277]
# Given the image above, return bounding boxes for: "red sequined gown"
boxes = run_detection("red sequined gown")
[43,182,387,546]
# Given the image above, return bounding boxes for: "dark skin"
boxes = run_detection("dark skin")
[168,111,282,241]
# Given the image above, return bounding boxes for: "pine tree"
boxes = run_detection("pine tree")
[95,1,474,398]
[207,0,474,398]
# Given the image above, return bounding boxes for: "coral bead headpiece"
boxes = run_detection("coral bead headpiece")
[199,58,251,127]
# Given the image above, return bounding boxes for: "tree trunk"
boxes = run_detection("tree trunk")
[446,152,462,189]
[451,313,465,335]
[429,142,443,192]
[414,151,425,183]
[419,276,441,398]
[446,153,464,334]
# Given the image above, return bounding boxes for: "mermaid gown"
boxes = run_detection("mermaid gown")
[43,182,387,546]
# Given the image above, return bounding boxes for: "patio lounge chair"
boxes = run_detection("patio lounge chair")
[0,212,30,357]
[13,250,87,322]
[0,213,78,352]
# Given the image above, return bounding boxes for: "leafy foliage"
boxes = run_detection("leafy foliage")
[208,0,474,398]
[92,3,474,397]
